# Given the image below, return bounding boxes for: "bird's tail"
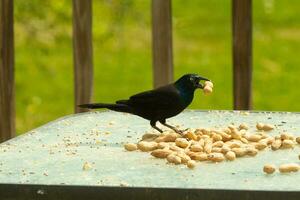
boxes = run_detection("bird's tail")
[78,103,132,113]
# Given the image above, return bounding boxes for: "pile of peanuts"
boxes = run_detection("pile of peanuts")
[203,81,213,95]
[124,122,300,172]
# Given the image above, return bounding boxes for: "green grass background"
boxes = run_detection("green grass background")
[14,0,300,134]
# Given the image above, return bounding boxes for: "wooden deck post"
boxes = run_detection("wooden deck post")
[72,0,93,113]
[152,0,173,88]
[0,0,15,142]
[232,0,252,110]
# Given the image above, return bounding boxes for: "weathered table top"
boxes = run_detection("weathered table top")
[0,110,300,200]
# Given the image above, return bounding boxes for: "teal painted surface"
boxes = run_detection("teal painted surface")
[0,110,299,191]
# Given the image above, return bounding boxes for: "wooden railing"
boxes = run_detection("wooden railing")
[0,0,252,142]
[0,0,15,142]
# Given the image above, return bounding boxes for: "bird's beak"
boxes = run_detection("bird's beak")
[196,82,204,89]
[196,76,210,89]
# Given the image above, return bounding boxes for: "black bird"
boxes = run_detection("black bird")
[79,74,210,133]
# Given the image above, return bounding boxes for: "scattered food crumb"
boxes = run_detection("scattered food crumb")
[95,140,101,144]
[82,162,92,171]
[120,182,129,187]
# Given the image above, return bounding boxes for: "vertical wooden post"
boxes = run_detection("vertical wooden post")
[72,0,93,113]
[232,0,252,110]
[152,0,173,88]
[0,0,15,142]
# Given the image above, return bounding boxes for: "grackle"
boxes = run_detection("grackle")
[79,74,210,133]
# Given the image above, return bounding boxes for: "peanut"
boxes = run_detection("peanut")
[256,123,275,131]
[170,145,184,152]
[279,163,300,173]
[245,147,258,156]
[254,141,268,150]
[187,160,196,169]
[204,81,214,88]
[194,129,203,135]
[262,124,275,131]
[166,154,181,165]
[211,147,222,153]
[188,152,207,161]
[240,138,249,144]
[201,128,211,136]
[271,139,282,150]
[221,145,231,154]
[259,133,269,139]
[280,133,294,140]
[175,138,190,148]
[230,129,242,140]
[228,125,236,132]
[239,129,247,136]
[200,135,210,140]
[275,135,281,140]
[239,123,249,130]
[227,141,241,148]
[296,137,300,144]
[137,141,158,152]
[265,137,275,145]
[231,148,246,157]
[225,151,236,161]
[212,133,223,142]
[207,153,225,162]
[185,131,198,141]
[263,164,276,174]
[204,139,213,153]
[223,127,231,134]
[203,85,213,95]
[190,144,203,152]
[151,149,173,158]
[220,131,232,141]
[124,143,138,151]
[157,142,169,149]
[281,139,294,149]
[176,152,191,164]
[247,134,262,142]
[142,133,159,141]
[256,123,264,131]
[155,132,178,142]
[198,139,205,147]
[212,141,224,148]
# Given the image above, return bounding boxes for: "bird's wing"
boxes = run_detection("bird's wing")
[128,84,180,109]
[115,99,129,105]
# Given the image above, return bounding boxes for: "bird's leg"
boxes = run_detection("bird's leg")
[159,120,185,134]
[150,120,163,133]
[152,126,163,133]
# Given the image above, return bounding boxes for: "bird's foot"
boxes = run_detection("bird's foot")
[173,128,189,135]
[160,122,188,135]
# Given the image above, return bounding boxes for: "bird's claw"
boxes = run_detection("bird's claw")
[174,128,188,135]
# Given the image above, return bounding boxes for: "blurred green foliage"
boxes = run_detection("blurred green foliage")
[14,0,300,134]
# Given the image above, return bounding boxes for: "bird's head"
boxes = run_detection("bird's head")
[175,74,210,91]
